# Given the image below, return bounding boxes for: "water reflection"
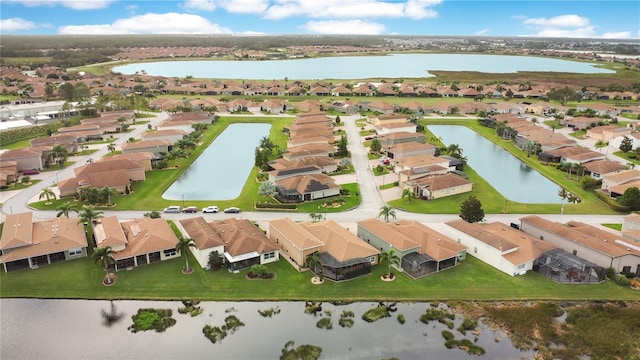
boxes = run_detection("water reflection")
[100,300,125,328]
[1,299,534,360]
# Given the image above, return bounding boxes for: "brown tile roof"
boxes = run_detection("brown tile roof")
[446,219,518,252]
[357,218,421,251]
[269,217,324,250]
[178,216,225,250]
[520,215,640,258]
[583,159,625,175]
[0,211,33,250]
[0,148,41,161]
[121,139,171,151]
[209,218,277,257]
[269,156,336,170]
[285,143,335,157]
[114,218,178,260]
[141,129,187,139]
[408,173,472,191]
[301,220,379,261]
[1,213,86,263]
[276,173,339,194]
[93,216,127,248]
[379,131,422,140]
[603,169,640,183]
[75,158,144,177]
[388,142,435,153]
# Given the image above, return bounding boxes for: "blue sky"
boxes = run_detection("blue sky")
[1,0,638,39]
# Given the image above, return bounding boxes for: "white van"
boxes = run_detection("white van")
[163,206,182,213]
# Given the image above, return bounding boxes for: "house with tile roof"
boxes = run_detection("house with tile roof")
[268,156,338,174]
[176,217,226,269]
[0,160,19,187]
[0,212,87,272]
[386,142,437,160]
[357,219,466,279]
[378,131,425,148]
[275,173,341,203]
[0,148,43,172]
[121,139,172,155]
[586,125,631,142]
[403,173,472,200]
[520,215,640,276]
[601,169,640,197]
[94,217,180,271]
[539,146,605,164]
[301,220,379,281]
[439,219,558,277]
[268,165,323,182]
[376,122,417,135]
[208,218,279,271]
[283,143,335,161]
[268,217,324,271]
[583,159,626,180]
[58,158,146,197]
[141,129,186,144]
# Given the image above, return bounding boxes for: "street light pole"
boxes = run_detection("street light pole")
[182,194,185,208]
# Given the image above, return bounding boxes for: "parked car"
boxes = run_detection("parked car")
[22,169,40,175]
[163,206,182,213]
[379,156,388,163]
[365,135,377,140]
[182,206,198,213]
[202,206,219,213]
[224,207,241,214]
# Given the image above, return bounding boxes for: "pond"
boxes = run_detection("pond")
[162,123,271,201]
[428,125,564,204]
[0,299,534,360]
[112,54,613,80]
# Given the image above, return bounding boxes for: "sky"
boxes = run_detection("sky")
[0,0,638,39]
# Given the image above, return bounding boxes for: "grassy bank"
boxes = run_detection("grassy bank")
[2,254,638,301]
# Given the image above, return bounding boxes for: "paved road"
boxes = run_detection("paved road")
[0,111,630,227]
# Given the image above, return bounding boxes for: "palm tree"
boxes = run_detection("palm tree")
[558,187,568,200]
[379,248,401,279]
[175,236,196,273]
[595,140,607,153]
[56,201,79,219]
[99,186,119,205]
[92,246,115,284]
[78,205,104,226]
[305,252,323,280]
[39,187,56,204]
[378,205,396,223]
[401,188,416,203]
[107,143,116,153]
[47,144,69,168]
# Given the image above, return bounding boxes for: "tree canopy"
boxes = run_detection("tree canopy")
[459,196,485,223]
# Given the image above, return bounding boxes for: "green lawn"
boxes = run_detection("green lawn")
[1,254,637,301]
[613,150,640,165]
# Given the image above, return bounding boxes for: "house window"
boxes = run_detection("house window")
[367,256,376,263]
[517,264,525,270]
[572,250,577,256]
[264,252,275,260]
[68,248,83,256]
[474,247,478,254]
[622,266,631,273]
[164,249,177,257]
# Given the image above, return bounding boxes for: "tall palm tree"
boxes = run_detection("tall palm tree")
[107,143,116,153]
[379,248,401,279]
[47,144,69,168]
[56,201,79,219]
[39,187,56,204]
[175,236,196,272]
[78,205,104,226]
[92,246,115,284]
[305,252,323,280]
[378,205,396,223]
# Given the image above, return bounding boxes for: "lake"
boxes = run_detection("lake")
[0,299,533,360]
[112,54,613,79]
[428,125,564,204]
[162,123,271,201]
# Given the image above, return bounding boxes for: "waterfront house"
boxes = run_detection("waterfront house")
[403,173,472,200]
[357,219,466,279]
[0,212,87,272]
[275,174,341,203]
[209,218,279,271]
[177,217,226,269]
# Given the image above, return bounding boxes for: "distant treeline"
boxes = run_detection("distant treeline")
[0,47,119,68]
[0,34,387,52]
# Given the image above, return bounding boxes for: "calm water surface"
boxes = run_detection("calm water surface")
[428,125,564,204]
[0,299,534,360]
[112,54,612,79]
[162,123,270,201]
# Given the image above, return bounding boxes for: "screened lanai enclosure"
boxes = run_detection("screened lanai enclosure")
[533,249,606,284]
[400,252,459,279]
[317,252,372,281]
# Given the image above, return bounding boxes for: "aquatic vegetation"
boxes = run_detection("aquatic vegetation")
[280,340,322,360]
[202,315,245,344]
[457,317,478,335]
[362,305,390,322]
[128,308,176,333]
[316,317,333,330]
[339,310,355,328]
[304,302,323,315]
[397,314,405,325]
[178,300,203,317]
[419,307,455,329]
[442,330,485,355]
[258,306,281,317]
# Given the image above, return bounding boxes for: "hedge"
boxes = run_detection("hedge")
[254,202,297,210]
[595,191,631,212]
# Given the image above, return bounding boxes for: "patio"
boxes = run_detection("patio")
[534,249,606,284]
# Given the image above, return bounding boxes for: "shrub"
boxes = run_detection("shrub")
[247,264,274,279]
[316,317,333,330]
[397,314,405,324]
[362,306,390,322]
[581,176,602,190]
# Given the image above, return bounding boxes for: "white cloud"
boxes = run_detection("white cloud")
[58,13,233,34]
[600,31,632,39]
[219,0,270,14]
[302,19,386,35]
[4,0,114,10]
[183,0,217,12]
[265,0,440,20]
[125,4,138,11]
[0,17,37,32]
[474,28,490,36]
[528,27,597,38]
[524,14,590,28]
